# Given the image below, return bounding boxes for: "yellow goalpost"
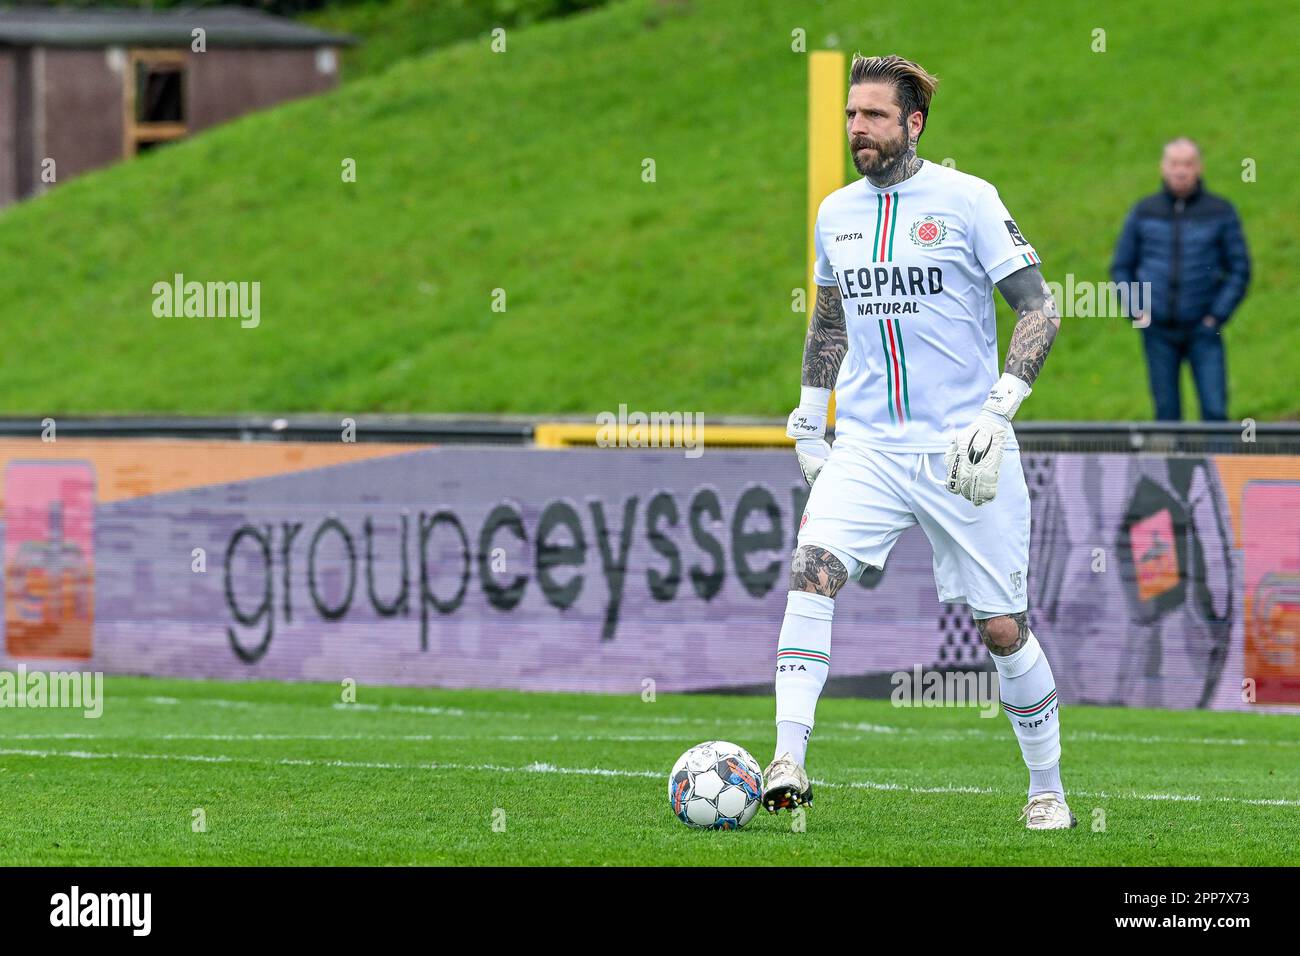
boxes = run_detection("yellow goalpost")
[536,51,846,451]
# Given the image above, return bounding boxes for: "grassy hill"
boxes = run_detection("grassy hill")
[0,0,1294,421]
[301,0,612,81]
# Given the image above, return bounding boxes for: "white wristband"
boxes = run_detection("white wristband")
[799,385,832,414]
[983,373,1032,421]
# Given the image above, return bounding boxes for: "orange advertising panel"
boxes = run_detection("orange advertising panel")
[4,461,95,658]
[0,438,418,661]
[1241,482,1300,703]
[1214,457,1300,705]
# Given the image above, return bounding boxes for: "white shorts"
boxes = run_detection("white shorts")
[797,438,1030,616]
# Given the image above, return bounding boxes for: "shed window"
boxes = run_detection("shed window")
[136,63,185,124]
[124,50,188,157]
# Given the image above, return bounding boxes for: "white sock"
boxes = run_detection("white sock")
[774,591,834,763]
[1029,763,1063,800]
[775,720,812,766]
[989,631,1064,797]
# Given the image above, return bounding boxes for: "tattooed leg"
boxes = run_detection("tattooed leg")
[774,546,846,768]
[976,611,1030,656]
[789,546,848,597]
[977,609,1067,809]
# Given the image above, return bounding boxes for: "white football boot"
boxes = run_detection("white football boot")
[762,753,813,812]
[1019,793,1077,830]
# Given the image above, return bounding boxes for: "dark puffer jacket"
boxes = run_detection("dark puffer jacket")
[1110,181,1250,326]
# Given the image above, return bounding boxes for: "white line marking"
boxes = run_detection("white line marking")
[2,747,1295,808]
[0,733,690,743]
[127,696,1299,747]
[331,703,467,716]
[838,779,995,796]
[145,696,257,709]
[0,747,659,778]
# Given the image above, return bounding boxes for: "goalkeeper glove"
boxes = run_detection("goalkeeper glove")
[787,386,832,487]
[944,373,1031,507]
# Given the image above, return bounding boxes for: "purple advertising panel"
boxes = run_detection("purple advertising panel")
[0,446,1263,710]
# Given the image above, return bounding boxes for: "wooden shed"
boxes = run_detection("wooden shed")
[0,6,355,206]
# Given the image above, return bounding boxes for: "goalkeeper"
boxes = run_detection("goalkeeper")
[765,54,1073,830]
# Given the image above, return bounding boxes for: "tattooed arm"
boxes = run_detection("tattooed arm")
[802,285,848,388]
[944,265,1060,507]
[995,264,1060,388]
[786,284,847,487]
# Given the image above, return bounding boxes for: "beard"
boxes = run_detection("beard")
[851,127,911,178]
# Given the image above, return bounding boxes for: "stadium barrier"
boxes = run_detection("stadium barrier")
[1,424,1297,711]
[535,421,787,450]
[4,416,1299,453]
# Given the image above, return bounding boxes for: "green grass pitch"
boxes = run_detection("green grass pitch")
[0,676,1294,866]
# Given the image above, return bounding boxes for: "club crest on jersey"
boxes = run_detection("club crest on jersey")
[909,215,947,248]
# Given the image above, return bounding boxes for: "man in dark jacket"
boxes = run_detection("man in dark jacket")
[1111,138,1250,421]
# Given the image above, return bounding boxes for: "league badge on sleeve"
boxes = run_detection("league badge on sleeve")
[1004,219,1029,246]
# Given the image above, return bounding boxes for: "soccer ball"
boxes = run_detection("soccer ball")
[668,741,764,830]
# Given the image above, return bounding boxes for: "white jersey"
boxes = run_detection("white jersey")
[813,159,1040,452]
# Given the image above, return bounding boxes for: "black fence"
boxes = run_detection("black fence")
[0,416,1296,455]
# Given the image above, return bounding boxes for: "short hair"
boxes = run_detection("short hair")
[849,54,940,139]
[1163,136,1202,157]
